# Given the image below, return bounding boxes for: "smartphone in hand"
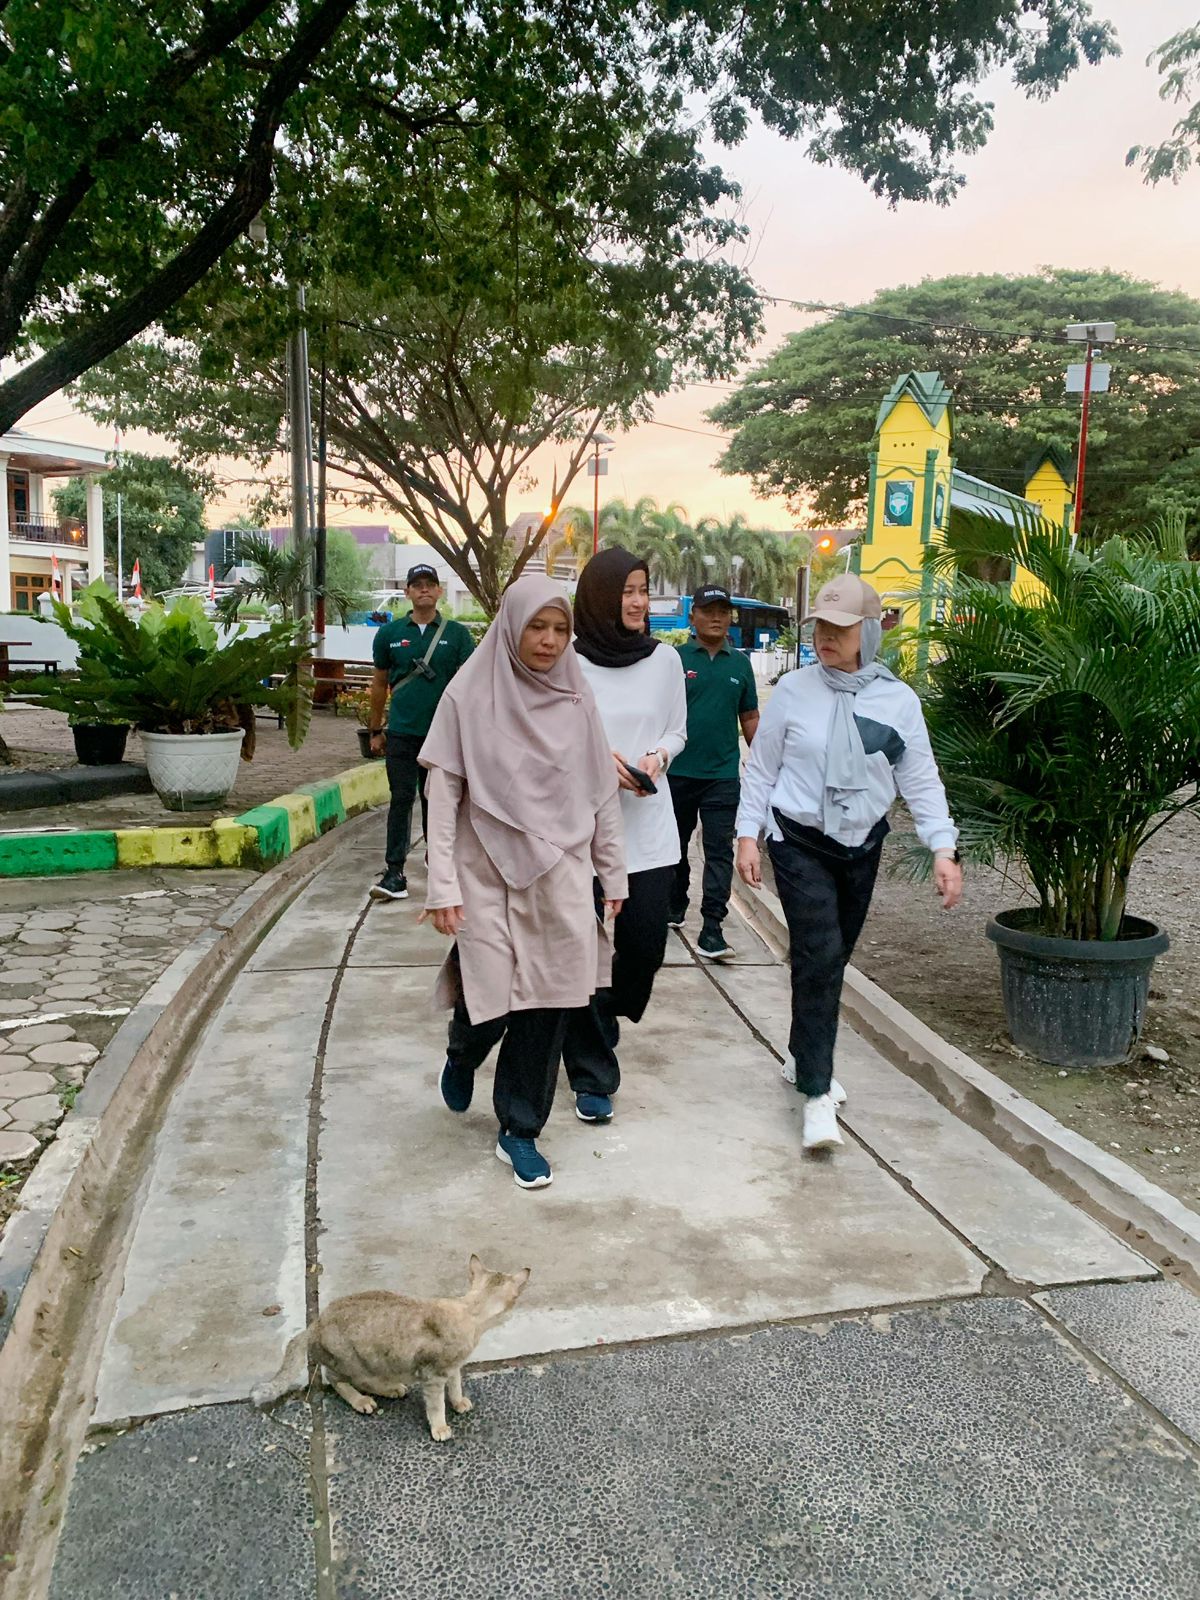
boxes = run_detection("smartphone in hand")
[619,758,657,795]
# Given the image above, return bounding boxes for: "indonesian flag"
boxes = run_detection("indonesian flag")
[50,552,61,595]
[131,558,142,599]
[208,564,216,601]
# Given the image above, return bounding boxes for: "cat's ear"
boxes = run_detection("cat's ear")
[468,1253,485,1281]
[515,1267,531,1289]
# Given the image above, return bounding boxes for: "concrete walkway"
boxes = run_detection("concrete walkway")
[49,821,1200,1597]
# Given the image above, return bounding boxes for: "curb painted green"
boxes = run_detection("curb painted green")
[0,759,386,878]
[0,830,118,877]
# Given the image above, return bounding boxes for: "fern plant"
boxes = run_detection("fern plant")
[919,509,1200,941]
[29,584,311,756]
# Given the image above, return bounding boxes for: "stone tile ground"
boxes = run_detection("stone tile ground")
[0,869,254,1226]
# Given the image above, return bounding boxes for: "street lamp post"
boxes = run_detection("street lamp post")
[588,433,614,555]
[1065,321,1115,537]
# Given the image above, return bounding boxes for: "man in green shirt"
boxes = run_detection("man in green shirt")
[669,584,760,959]
[367,563,475,901]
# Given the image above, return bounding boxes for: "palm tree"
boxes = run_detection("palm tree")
[215,533,363,627]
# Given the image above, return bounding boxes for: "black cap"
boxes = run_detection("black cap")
[691,583,732,610]
[406,563,439,586]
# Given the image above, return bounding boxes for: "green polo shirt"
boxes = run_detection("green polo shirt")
[373,611,475,738]
[671,638,758,781]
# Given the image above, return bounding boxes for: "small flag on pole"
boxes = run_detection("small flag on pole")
[208,564,216,602]
[131,557,142,599]
[50,552,61,595]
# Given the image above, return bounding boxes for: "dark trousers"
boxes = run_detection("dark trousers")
[448,1001,568,1139]
[768,820,885,1098]
[562,864,673,1098]
[385,733,427,873]
[668,774,740,925]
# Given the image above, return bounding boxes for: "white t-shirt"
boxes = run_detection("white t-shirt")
[578,647,689,875]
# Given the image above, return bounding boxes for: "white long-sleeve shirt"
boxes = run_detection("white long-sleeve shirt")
[579,646,688,874]
[735,666,957,853]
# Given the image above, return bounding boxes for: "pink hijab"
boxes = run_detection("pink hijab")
[419,575,618,890]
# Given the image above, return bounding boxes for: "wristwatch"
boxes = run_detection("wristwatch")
[646,748,668,771]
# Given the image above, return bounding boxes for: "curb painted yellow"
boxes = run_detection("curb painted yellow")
[1,759,387,878]
[272,791,318,852]
[337,761,390,815]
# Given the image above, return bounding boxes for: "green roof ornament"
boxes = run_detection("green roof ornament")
[1022,443,1074,485]
[875,370,954,432]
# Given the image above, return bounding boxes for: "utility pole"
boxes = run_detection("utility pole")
[114,425,124,602]
[287,285,314,621]
[1065,321,1115,537]
[588,432,614,554]
[313,349,328,659]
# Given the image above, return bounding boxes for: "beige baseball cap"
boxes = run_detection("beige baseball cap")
[803,573,882,627]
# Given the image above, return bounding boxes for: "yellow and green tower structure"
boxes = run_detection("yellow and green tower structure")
[855,372,1074,622]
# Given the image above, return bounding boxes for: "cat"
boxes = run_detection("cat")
[251,1254,530,1440]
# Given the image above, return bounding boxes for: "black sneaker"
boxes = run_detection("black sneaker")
[666,907,687,929]
[368,870,408,902]
[697,921,734,961]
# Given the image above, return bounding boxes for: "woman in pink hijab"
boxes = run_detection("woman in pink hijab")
[420,576,627,1190]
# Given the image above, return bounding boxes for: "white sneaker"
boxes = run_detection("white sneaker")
[802,1094,843,1152]
[780,1055,847,1107]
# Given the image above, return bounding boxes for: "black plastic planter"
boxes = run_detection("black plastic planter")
[356,726,383,761]
[72,723,130,766]
[986,908,1169,1069]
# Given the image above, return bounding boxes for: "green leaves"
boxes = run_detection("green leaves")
[27,589,311,748]
[921,509,1200,940]
[710,269,1200,538]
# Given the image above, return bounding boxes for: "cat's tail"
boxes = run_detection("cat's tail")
[251,1326,310,1407]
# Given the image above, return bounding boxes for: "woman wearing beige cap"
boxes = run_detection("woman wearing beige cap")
[735,573,962,1153]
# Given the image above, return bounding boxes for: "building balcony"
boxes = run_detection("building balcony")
[10,515,88,546]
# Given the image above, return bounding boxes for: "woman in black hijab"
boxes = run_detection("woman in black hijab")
[564,547,689,1124]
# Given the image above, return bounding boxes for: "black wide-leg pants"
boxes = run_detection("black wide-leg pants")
[561,864,673,1098]
[447,1002,568,1139]
[768,820,886,1098]
[384,733,428,872]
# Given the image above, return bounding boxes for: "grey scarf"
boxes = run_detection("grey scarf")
[818,618,896,842]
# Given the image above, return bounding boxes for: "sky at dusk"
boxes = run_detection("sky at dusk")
[13,0,1199,537]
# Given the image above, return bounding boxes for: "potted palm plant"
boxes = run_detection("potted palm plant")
[919,510,1200,1068]
[31,584,310,810]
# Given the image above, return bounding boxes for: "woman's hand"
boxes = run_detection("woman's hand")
[603,899,625,920]
[933,856,963,910]
[637,751,664,785]
[736,837,762,888]
[419,905,466,936]
[613,751,648,796]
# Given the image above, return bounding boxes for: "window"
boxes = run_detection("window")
[6,470,30,523]
[10,572,44,612]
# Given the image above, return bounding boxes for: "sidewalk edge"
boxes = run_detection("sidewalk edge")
[733,875,1199,1287]
[0,807,378,1600]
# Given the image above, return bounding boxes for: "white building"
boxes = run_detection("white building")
[1,431,110,611]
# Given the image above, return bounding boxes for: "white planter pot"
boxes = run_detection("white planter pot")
[140,729,245,812]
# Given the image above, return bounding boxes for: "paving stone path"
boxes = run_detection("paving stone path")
[0,871,253,1174]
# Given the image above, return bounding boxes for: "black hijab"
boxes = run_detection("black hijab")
[573,546,658,670]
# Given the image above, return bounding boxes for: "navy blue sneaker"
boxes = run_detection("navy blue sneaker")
[439,1056,473,1114]
[496,1132,553,1189]
[575,1093,613,1124]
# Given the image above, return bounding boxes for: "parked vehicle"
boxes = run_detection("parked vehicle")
[647,594,792,650]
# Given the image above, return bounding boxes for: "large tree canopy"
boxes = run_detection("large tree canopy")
[78,95,760,612]
[709,269,1200,535]
[1,1,1117,432]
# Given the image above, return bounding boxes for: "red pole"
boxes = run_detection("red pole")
[1072,341,1094,536]
[592,442,600,556]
